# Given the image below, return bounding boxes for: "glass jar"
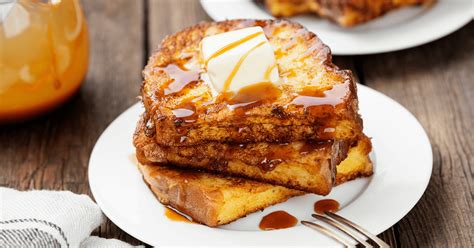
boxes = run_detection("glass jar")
[0,0,88,123]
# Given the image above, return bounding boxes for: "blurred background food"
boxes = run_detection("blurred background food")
[263,0,435,27]
[0,0,88,123]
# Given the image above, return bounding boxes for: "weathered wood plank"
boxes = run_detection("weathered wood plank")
[148,0,211,55]
[81,0,145,245]
[358,22,473,247]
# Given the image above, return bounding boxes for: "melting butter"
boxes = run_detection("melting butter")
[200,26,280,94]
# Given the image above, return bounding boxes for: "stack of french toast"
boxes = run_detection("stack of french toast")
[133,19,373,227]
[264,0,434,27]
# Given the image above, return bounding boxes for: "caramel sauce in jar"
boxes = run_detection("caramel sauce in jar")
[259,210,298,230]
[314,199,340,214]
[0,0,89,123]
[164,207,193,223]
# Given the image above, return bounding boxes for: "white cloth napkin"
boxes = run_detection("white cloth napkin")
[0,187,142,248]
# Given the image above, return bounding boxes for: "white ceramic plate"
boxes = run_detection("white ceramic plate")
[89,85,432,247]
[200,0,472,55]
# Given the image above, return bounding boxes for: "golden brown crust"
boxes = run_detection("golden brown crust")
[335,134,373,184]
[265,0,435,27]
[135,134,372,226]
[142,19,361,146]
[138,161,302,226]
[134,115,349,194]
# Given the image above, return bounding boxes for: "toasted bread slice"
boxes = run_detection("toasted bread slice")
[134,116,349,194]
[138,161,302,227]
[264,0,316,17]
[336,135,373,184]
[136,137,372,227]
[142,19,361,146]
[265,0,434,27]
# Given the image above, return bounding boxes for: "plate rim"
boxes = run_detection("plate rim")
[88,84,433,246]
[199,0,473,55]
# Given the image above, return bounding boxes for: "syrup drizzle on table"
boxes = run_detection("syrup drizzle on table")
[259,210,298,230]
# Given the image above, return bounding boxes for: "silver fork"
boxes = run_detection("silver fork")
[301,212,390,248]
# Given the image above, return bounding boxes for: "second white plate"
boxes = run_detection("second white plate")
[200,0,472,55]
[89,85,432,246]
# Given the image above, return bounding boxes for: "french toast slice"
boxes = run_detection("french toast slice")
[134,116,349,195]
[265,0,434,27]
[142,19,362,146]
[136,137,372,227]
[336,134,373,184]
[138,160,303,227]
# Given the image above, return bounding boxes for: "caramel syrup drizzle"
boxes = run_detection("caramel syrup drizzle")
[222,41,266,93]
[204,31,264,67]
[264,63,277,81]
[164,207,194,223]
[164,30,280,123]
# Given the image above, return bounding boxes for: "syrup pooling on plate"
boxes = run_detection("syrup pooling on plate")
[259,210,298,230]
[164,207,194,223]
[314,199,340,214]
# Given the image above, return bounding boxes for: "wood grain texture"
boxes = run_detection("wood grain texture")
[357,22,474,247]
[1,0,472,247]
[148,0,211,57]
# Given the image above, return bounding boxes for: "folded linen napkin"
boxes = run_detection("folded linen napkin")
[0,187,142,248]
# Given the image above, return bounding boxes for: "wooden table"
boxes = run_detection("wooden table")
[1,0,472,246]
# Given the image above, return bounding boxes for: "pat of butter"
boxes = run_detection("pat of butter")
[200,27,279,94]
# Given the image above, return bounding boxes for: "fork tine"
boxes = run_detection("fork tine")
[301,221,356,248]
[325,212,390,248]
[312,214,373,248]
